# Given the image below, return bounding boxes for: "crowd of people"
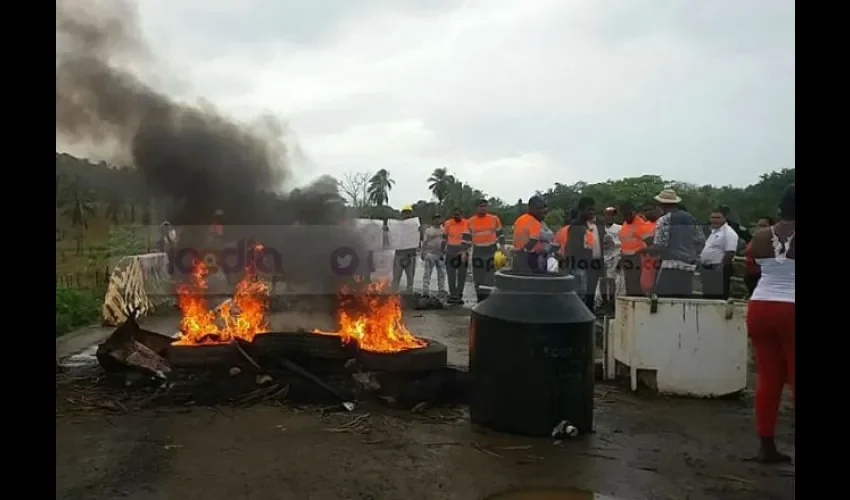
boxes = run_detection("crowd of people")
[400,187,761,311]
[394,184,795,464]
[172,183,794,464]
[391,202,507,305]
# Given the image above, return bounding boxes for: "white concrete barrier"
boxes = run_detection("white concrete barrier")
[102,252,173,326]
[612,296,748,397]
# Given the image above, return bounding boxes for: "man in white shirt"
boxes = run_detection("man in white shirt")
[595,207,622,311]
[699,208,739,299]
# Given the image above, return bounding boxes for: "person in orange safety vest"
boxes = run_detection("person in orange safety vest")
[468,199,506,302]
[443,207,472,304]
[512,196,548,273]
[638,204,661,294]
[618,201,655,296]
[553,209,579,263]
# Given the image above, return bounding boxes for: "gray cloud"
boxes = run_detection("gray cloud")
[67,0,794,204]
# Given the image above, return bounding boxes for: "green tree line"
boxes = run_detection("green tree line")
[343,166,795,228]
[57,152,794,231]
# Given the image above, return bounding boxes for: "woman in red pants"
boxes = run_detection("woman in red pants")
[744,216,774,295]
[746,184,795,463]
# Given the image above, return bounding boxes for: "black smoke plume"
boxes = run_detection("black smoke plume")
[56,0,369,296]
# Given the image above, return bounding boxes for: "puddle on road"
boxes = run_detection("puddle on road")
[59,345,99,368]
[486,488,621,500]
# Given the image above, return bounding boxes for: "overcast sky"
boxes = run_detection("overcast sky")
[129,0,793,204]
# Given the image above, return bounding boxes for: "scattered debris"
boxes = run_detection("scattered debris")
[494,445,533,451]
[233,340,263,371]
[412,293,446,310]
[325,413,371,433]
[471,443,503,459]
[516,454,546,465]
[238,339,356,411]
[96,314,171,382]
[410,402,430,414]
[352,372,381,392]
[63,316,464,415]
[233,384,289,407]
[551,420,579,439]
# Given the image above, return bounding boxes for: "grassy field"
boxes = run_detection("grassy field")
[55,217,154,336]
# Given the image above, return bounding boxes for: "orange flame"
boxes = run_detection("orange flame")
[173,260,270,345]
[314,280,426,353]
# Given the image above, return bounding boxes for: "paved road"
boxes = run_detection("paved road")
[384,256,480,306]
[56,270,795,500]
[56,363,795,500]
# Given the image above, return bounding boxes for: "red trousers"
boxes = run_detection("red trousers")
[747,300,795,437]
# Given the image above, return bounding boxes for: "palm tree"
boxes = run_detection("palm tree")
[61,181,97,255]
[367,169,394,207]
[427,167,454,207]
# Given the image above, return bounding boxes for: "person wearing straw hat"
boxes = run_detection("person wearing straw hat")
[638,189,705,298]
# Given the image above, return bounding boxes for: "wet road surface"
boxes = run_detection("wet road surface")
[56,374,794,500]
[56,266,794,500]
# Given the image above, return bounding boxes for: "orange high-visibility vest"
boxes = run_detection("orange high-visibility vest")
[555,225,568,256]
[443,218,470,246]
[468,213,503,247]
[643,220,656,240]
[556,224,596,255]
[619,216,652,255]
[513,213,542,250]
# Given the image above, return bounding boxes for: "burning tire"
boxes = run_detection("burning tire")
[166,343,240,369]
[358,339,447,373]
[252,332,357,360]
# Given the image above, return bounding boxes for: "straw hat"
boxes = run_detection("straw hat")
[653,189,682,204]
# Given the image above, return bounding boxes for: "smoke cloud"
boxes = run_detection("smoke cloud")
[56,0,290,223]
[56,0,369,295]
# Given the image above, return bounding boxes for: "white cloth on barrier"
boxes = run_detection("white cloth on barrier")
[102,252,173,326]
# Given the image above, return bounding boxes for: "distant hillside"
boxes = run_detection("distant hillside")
[56,153,158,232]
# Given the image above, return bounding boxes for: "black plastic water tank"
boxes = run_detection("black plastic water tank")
[469,270,596,436]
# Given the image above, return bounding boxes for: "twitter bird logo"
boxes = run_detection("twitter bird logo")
[330,247,360,276]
